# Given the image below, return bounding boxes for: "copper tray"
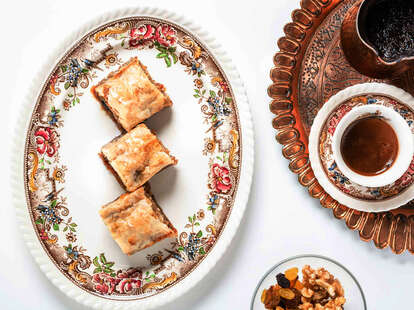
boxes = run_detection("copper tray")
[269,0,414,254]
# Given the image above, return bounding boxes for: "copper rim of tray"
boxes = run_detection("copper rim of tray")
[269,0,414,255]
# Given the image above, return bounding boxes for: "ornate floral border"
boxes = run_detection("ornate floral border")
[269,0,414,255]
[12,7,253,310]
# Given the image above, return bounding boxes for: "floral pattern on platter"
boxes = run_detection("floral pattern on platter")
[177,210,216,261]
[319,94,414,200]
[91,254,143,295]
[125,24,179,67]
[24,19,241,298]
[50,59,97,110]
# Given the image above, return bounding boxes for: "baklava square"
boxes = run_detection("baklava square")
[100,124,177,192]
[99,185,177,255]
[93,57,172,131]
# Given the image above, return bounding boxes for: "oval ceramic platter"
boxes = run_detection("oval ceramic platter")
[12,8,253,309]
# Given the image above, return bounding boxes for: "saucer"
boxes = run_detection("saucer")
[309,83,414,212]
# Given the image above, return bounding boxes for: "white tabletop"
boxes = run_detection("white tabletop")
[1,0,411,309]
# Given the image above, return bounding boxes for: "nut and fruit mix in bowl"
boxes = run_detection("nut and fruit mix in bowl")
[261,265,345,310]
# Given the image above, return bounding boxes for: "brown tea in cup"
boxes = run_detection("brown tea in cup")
[340,117,398,176]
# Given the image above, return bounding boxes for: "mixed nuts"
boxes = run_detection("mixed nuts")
[261,265,346,310]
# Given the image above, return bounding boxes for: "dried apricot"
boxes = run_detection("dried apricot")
[261,289,267,303]
[285,267,299,281]
[276,307,285,310]
[294,279,304,290]
[279,288,295,300]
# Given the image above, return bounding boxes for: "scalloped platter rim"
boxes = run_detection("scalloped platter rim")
[12,7,253,309]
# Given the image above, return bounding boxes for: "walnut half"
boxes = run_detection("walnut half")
[299,302,314,310]
[301,287,314,298]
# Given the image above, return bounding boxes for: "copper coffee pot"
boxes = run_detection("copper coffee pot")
[341,0,414,79]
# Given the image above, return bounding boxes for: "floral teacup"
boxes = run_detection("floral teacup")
[332,104,413,188]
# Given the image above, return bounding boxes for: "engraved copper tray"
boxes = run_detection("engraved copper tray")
[269,0,414,254]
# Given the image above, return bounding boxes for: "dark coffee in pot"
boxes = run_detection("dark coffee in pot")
[364,0,414,62]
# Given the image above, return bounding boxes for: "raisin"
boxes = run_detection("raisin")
[279,288,295,300]
[281,288,301,308]
[276,273,290,288]
[262,285,281,309]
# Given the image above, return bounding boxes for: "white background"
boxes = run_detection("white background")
[1,0,410,309]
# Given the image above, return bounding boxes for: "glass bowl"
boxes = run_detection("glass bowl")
[251,255,367,309]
